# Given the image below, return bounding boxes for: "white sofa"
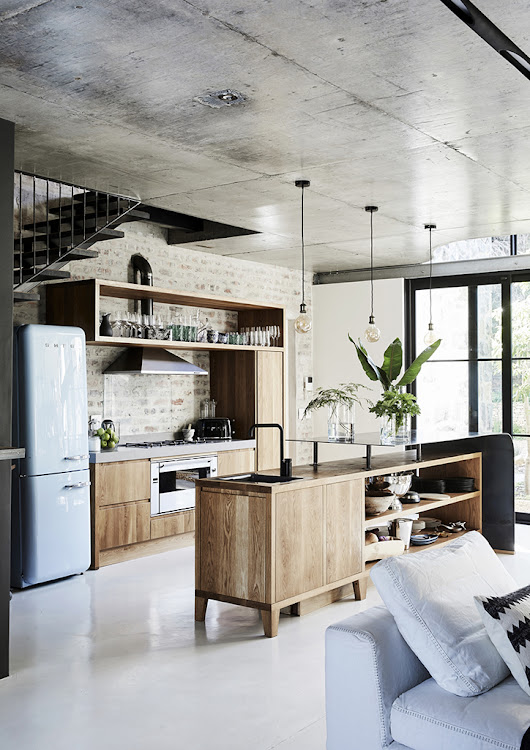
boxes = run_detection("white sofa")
[325,604,530,750]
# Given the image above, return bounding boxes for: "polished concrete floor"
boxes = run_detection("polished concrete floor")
[1,527,530,750]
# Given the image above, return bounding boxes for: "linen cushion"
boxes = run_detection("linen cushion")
[370,531,516,696]
[391,675,530,750]
[475,583,530,698]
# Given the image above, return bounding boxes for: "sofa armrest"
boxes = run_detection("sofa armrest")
[325,605,429,750]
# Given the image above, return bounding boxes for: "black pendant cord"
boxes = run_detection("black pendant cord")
[295,179,310,313]
[425,223,436,327]
[429,226,433,325]
[370,208,374,318]
[301,185,305,307]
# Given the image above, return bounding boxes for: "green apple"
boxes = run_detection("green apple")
[97,428,105,437]
[108,440,116,449]
[101,440,108,448]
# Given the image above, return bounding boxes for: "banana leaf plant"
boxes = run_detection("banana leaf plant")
[348,336,441,391]
[348,335,442,431]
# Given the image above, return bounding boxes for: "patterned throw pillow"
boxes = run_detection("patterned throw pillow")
[475,584,530,698]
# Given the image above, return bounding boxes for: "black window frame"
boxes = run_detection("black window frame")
[406,267,530,524]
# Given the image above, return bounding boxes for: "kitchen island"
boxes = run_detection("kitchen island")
[195,449,485,637]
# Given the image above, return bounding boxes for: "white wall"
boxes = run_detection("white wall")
[311,278,405,461]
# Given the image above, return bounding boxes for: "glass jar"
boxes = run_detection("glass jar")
[327,403,354,442]
[380,413,412,445]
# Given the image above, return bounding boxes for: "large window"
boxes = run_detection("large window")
[408,269,530,521]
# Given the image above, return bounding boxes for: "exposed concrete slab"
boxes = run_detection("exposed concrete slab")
[3,0,530,271]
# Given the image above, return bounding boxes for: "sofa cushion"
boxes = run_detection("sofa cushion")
[391,675,530,750]
[370,531,516,696]
[475,583,530,698]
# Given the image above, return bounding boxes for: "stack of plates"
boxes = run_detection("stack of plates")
[444,476,475,493]
[410,533,439,546]
[422,517,442,529]
[411,477,446,493]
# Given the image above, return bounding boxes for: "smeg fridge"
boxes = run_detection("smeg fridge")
[11,325,91,588]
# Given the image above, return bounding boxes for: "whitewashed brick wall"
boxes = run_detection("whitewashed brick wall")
[14,222,313,460]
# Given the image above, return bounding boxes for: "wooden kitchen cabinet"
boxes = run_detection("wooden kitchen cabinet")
[98,501,151,550]
[217,449,255,476]
[92,459,150,506]
[210,349,285,472]
[255,350,284,472]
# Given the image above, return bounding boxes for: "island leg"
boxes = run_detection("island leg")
[195,596,208,621]
[261,607,280,638]
[353,578,367,601]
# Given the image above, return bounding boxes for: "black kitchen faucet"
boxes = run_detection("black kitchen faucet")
[248,423,292,477]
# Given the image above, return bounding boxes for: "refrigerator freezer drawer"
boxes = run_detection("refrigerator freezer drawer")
[12,470,91,587]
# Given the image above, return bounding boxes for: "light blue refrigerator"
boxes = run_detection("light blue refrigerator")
[11,325,91,588]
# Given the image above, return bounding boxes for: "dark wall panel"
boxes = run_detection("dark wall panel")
[0,117,14,678]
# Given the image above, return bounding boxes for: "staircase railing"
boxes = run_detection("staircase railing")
[14,171,141,291]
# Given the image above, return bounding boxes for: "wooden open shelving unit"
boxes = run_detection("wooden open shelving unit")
[45,278,286,351]
[45,278,287,471]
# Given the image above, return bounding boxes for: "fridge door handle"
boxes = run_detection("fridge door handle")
[65,455,89,461]
[64,481,91,489]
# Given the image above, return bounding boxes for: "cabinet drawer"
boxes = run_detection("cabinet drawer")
[98,501,150,550]
[94,460,150,506]
[150,510,195,539]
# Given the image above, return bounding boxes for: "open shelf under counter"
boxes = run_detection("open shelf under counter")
[364,491,481,529]
[363,529,473,575]
[90,335,284,352]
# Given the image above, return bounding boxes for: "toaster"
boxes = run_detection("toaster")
[196,418,232,440]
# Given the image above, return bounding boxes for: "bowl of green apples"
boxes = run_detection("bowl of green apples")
[97,420,120,451]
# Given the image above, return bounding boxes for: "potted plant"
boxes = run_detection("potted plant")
[349,336,441,444]
[303,383,367,442]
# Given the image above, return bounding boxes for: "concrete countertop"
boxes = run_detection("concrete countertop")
[90,438,256,463]
[0,446,25,460]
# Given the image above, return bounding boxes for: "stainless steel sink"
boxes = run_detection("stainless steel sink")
[222,473,303,484]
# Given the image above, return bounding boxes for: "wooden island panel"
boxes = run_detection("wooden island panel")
[275,485,324,602]
[325,480,364,584]
[198,489,270,604]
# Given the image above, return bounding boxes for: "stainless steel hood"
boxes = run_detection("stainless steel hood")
[103,348,208,375]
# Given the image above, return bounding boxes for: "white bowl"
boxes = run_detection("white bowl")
[365,494,393,516]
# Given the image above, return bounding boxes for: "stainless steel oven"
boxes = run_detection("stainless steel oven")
[150,455,218,516]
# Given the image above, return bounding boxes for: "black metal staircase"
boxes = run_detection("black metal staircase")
[14,172,147,301]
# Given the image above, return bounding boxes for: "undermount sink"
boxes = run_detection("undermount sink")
[223,473,303,484]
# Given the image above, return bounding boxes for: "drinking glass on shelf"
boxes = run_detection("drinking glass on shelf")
[111,315,123,337]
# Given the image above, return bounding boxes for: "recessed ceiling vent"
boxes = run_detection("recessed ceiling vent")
[194,89,247,108]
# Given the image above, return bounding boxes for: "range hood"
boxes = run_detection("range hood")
[103,348,208,375]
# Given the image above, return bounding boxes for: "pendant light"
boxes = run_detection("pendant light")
[364,206,380,343]
[294,179,312,334]
[424,223,438,346]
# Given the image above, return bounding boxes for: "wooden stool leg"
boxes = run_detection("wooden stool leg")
[353,578,367,601]
[261,608,280,638]
[195,596,208,621]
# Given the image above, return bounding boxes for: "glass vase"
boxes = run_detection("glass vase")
[327,403,354,442]
[380,413,412,445]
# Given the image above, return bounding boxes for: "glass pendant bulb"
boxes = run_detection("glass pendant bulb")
[364,314,380,343]
[295,302,312,334]
[424,322,437,346]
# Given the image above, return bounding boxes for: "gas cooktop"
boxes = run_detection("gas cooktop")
[124,438,228,448]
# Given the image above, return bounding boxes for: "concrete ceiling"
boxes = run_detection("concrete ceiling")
[3,0,530,272]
